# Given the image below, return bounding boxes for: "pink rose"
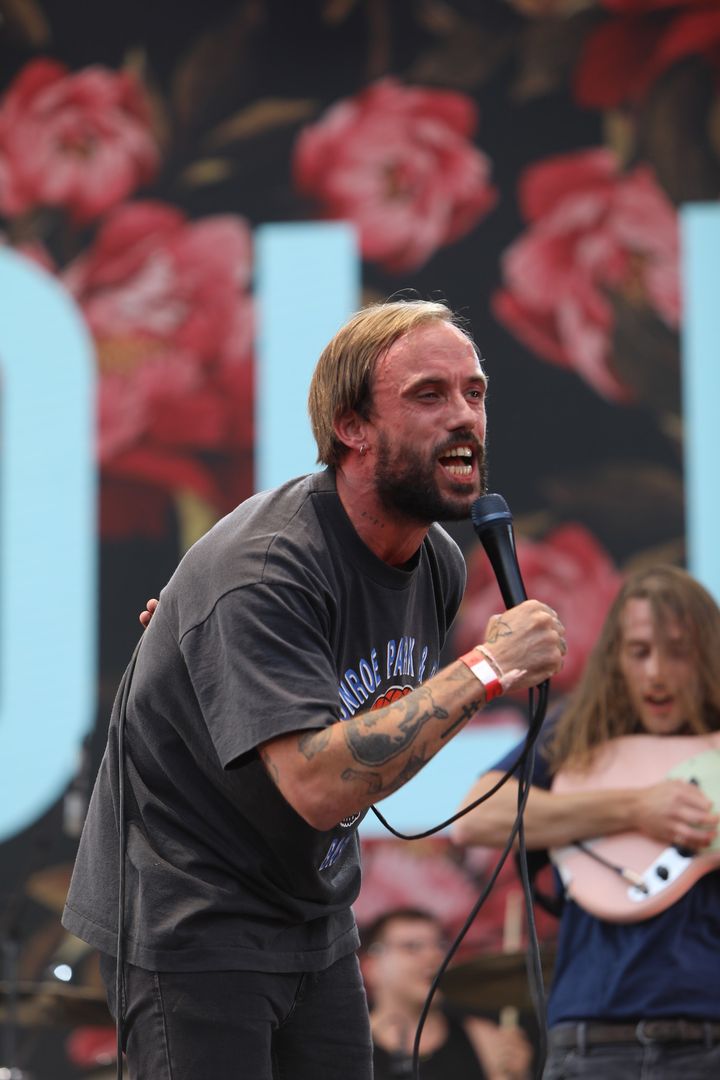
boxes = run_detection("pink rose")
[575,1,720,109]
[453,523,623,694]
[493,148,680,401]
[293,78,497,273]
[0,59,159,223]
[63,201,254,538]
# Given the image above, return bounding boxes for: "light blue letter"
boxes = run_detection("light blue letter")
[0,250,96,842]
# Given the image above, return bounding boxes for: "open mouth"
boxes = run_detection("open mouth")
[438,445,474,478]
[644,694,674,709]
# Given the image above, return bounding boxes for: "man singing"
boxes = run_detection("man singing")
[63,299,565,1079]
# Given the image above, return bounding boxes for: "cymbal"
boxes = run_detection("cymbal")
[439,946,556,1013]
[0,981,111,1028]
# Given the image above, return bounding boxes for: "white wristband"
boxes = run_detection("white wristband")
[459,651,503,702]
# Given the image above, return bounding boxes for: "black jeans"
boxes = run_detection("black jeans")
[100,952,373,1080]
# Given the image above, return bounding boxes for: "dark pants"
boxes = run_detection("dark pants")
[100,952,373,1080]
[544,1022,720,1079]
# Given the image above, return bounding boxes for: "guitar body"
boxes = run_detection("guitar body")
[549,733,720,922]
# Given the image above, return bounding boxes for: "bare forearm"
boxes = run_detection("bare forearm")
[452,771,646,850]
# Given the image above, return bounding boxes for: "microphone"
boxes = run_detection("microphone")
[470,493,527,610]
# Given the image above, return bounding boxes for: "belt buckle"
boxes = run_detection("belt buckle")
[636,1019,666,1044]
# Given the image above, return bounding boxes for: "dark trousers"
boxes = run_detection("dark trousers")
[100,952,373,1080]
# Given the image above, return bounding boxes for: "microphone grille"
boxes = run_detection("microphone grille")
[470,493,512,530]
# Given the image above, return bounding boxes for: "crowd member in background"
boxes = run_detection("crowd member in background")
[362,907,532,1080]
[453,565,720,1080]
[63,298,566,1080]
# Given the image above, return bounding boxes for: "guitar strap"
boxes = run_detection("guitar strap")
[515,849,564,919]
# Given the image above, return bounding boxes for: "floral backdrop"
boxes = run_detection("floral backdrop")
[0,0,718,1074]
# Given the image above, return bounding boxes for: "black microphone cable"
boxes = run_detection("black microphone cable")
[370,681,550,1080]
[115,635,144,1080]
[370,491,554,1079]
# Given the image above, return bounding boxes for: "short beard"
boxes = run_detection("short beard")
[374,430,487,524]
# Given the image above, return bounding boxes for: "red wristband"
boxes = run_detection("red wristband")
[459,650,504,702]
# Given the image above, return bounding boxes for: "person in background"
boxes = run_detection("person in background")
[63,299,566,1080]
[362,906,532,1079]
[453,565,720,1079]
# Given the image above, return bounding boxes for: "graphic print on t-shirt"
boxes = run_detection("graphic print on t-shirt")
[337,635,438,720]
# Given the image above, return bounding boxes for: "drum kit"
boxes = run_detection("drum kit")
[0,953,551,1080]
[1,864,554,1078]
[0,863,117,1080]
[439,944,556,1013]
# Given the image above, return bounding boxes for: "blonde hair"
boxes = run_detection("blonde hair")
[545,565,720,774]
[308,299,475,467]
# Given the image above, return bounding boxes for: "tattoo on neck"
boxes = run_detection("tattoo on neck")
[360,510,384,528]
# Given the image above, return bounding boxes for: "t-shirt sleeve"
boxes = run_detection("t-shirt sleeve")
[179,581,341,768]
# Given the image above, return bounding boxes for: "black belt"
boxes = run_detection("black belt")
[549,1020,720,1048]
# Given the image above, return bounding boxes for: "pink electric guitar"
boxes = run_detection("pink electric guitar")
[549,733,720,922]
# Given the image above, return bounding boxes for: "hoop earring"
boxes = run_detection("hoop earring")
[359,443,368,457]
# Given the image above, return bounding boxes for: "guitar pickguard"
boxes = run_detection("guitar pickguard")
[626,845,693,904]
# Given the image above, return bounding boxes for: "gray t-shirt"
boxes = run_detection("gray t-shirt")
[63,470,466,973]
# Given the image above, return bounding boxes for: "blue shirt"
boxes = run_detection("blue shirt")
[493,733,720,1024]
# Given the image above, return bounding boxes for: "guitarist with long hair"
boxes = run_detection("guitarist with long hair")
[453,565,720,1080]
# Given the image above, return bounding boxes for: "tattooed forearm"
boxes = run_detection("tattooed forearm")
[298,728,332,760]
[394,749,428,787]
[344,689,448,766]
[441,700,482,740]
[341,766,383,795]
[341,748,428,799]
[486,617,513,643]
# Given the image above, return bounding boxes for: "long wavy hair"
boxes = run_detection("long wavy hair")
[544,565,720,775]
